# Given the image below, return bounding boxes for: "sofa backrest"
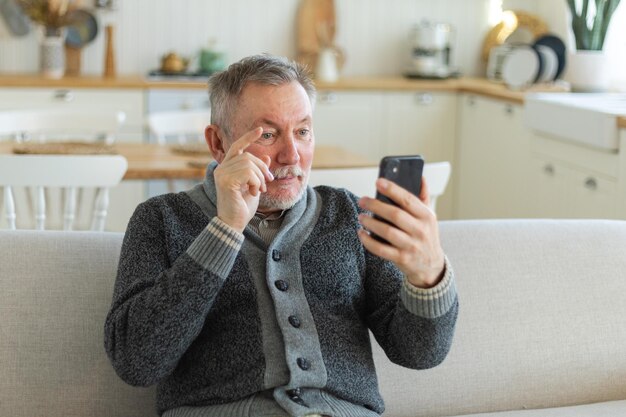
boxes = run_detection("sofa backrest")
[2,220,626,417]
[375,219,626,416]
[0,230,156,417]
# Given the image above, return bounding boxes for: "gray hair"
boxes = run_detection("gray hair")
[208,54,316,139]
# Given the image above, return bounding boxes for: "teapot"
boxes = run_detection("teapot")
[160,52,189,74]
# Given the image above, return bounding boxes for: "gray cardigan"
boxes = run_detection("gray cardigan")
[104,163,458,416]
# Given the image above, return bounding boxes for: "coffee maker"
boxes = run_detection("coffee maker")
[406,20,456,79]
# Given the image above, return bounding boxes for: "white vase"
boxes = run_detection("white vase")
[316,48,340,82]
[40,34,65,79]
[564,50,609,92]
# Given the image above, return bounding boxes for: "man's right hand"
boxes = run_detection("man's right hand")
[213,127,274,233]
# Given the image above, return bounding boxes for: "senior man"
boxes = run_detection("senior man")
[104,54,458,417]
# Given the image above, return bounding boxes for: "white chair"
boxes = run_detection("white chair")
[0,155,128,231]
[308,161,451,213]
[147,109,211,195]
[0,109,126,144]
[147,109,211,145]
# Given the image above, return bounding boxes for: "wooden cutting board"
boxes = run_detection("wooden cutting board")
[296,0,336,70]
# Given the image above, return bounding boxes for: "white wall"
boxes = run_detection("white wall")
[0,0,540,78]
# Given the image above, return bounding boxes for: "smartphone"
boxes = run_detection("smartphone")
[371,155,425,243]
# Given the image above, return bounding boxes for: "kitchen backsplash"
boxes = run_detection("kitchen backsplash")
[0,0,554,77]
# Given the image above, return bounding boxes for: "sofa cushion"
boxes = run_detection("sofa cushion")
[374,219,626,417]
[453,400,626,417]
[0,230,156,417]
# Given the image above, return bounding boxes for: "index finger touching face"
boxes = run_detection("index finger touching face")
[224,126,263,160]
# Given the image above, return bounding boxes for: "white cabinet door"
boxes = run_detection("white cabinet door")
[383,92,456,160]
[384,91,457,219]
[0,88,145,142]
[313,91,384,161]
[455,95,532,219]
[528,154,568,218]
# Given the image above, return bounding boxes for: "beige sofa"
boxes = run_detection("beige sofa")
[2,219,625,417]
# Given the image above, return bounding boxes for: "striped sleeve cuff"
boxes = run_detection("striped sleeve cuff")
[400,256,457,319]
[186,217,245,279]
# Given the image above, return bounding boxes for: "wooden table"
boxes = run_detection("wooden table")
[0,142,376,180]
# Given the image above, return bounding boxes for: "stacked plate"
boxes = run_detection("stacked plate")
[500,34,566,90]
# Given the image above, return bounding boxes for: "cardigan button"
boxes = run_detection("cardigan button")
[297,357,311,371]
[274,280,289,291]
[288,315,301,328]
[272,249,281,261]
[286,388,308,407]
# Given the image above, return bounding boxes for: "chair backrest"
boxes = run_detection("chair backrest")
[308,161,451,212]
[0,155,128,231]
[147,109,211,145]
[0,109,126,144]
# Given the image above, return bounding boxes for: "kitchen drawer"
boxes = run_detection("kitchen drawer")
[0,88,144,142]
[530,132,619,179]
[146,89,210,113]
[530,153,619,219]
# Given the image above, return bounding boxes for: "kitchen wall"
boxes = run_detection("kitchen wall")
[0,0,543,78]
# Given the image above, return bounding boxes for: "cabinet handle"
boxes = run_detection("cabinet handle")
[319,92,338,104]
[584,177,598,190]
[53,89,74,102]
[543,164,555,176]
[414,92,433,105]
[504,104,514,115]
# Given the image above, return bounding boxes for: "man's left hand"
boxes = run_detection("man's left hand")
[357,177,445,289]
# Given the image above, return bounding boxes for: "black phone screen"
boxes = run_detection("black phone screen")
[372,155,424,243]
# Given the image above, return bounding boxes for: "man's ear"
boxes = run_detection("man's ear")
[205,124,228,163]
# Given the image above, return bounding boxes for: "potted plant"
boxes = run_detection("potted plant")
[16,0,86,79]
[565,0,622,91]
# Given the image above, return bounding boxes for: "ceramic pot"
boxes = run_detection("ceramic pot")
[564,50,609,92]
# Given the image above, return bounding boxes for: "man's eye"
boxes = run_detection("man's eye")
[261,132,274,140]
[298,129,310,137]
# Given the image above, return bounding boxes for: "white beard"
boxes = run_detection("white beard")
[258,166,308,210]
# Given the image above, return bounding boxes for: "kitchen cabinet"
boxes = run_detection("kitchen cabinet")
[0,87,144,142]
[313,91,385,161]
[145,89,210,115]
[528,134,621,219]
[455,94,531,219]
[313,90,457,218]
[0,87,145,232]
[456,93,624,220]
[383,91,457,219]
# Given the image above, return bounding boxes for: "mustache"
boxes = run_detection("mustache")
[271,166,304,179]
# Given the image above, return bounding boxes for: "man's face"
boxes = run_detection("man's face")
[226,81,314,213]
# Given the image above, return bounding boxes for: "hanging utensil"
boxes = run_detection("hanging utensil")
[0,0,31,37]
[64,8,98,76]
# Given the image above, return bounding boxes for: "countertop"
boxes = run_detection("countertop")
[0,73,524,102]
[2,73,624,127]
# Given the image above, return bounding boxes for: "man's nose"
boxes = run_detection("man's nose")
[276,135,300,165]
